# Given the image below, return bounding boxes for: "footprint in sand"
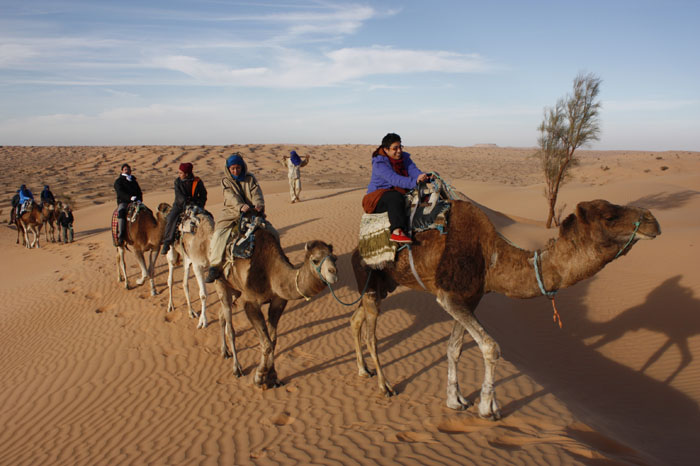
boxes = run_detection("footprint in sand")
[270,411,295,426]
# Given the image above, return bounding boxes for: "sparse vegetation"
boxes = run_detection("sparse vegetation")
[535,72,602,228]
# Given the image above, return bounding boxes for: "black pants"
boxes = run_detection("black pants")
[163,204,184,245]
[117,202,128,239]
[374,190,408,233]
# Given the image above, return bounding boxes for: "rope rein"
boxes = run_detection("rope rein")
[297,254,374,307]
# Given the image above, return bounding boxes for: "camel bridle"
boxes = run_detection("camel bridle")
[532,215,644,329]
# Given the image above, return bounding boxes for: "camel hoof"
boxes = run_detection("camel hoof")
[136,278,146,286]
[478,399,502,421]
[197,319,207,329]
[222,349,232,359]
[358,366,375,378]
[188,309,197,319]
[233,366,243,378]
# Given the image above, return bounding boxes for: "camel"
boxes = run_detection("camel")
[17,202,45,248]
[165,208,215,329]
[350,199,661,420]
[41,201,62,243]
[115,202,169,296]
[213,224,338,388]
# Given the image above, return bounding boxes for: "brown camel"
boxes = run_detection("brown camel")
[41,201,62,243]
[213,226,339,388]
[17,202,45,248]
[166,209,215,329]
[115,202,169,296]
[351,199,661,420]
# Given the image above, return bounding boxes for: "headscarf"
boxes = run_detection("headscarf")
[226,153,246,181]
[290,150,302,167]
[179,162,193,175]
[43,185,50,190]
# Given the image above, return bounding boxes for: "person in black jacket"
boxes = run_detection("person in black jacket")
[58,205,74,243]
[114,163,143,245]
[40,185,56,205]
[160,162,207,255]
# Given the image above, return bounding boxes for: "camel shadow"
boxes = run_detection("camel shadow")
[277,217,320,237]
[305,187,365,202]
[74,227,110,240]
[628,190,700,210]
[572,275,698,384]
[479,274,700,464]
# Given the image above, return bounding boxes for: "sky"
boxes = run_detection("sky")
[1,0,699,150]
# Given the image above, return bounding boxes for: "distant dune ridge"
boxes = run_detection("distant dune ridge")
[0,144,699,465]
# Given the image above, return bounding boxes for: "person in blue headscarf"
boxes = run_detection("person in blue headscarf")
[281,150,309,203]
[40,185,56,205]
[18,185,34,204]
[205,153,266,282]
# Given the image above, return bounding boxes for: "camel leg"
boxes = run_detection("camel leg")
[445,321,473,410]
[147,250,158,296]
[265,297,288,386]
[117,247,129,289]
[214,280,243,377]
[358,292,396,397]
[181,257,197,319]
[242,301,279,388]
[166,250,176,312]
[134,251,149,286]
[192,264,208,329]
[350,299,374,378]
[437,291,501,420]
[34,226,41,248]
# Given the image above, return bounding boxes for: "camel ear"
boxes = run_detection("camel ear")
[304,242,309,252]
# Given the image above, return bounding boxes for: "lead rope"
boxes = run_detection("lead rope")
[534,250,563,328]
[301,255,374,306]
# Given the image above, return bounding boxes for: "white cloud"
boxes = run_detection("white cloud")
[150,46,493,88]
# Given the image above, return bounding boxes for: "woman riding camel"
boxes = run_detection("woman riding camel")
[362,133,430,244]
[205,153,266,283]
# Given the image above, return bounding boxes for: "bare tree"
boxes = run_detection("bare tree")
[537,72,602,228]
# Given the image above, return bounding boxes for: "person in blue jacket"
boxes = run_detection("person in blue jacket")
[362,133,430,243]
[18,185,34,203]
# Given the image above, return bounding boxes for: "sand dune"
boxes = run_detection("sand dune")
[1,145,698,465]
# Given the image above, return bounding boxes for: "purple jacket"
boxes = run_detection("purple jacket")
[366,152,423,193]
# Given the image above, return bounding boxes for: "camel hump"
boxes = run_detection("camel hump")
[434,200,489,295]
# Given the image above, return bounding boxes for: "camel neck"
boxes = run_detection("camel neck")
[274,258,325,302]
[485,234,610,299]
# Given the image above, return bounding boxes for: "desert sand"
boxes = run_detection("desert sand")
[1,144,699,465]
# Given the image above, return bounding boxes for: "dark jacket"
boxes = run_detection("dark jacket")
[58,211,74,227]
[173,175,207,209]
[41,188,55,204]
[114,174,143,204]
[11,193,20,208]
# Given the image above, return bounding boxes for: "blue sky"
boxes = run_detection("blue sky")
[1,0,698,150]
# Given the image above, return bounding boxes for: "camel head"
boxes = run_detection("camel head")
[304,240,339,285]
[157,202,171,216]
[558,199,661,262]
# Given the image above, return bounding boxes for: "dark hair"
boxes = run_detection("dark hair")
[121,163,131,171]
[381,133,402,148]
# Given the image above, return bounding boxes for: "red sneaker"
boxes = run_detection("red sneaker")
[390,231,412,243]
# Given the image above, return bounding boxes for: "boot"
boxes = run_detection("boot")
[204,266,220,283]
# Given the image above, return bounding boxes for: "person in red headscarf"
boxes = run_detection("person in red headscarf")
[161,162,208,255]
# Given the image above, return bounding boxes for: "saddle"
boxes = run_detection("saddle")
[176,205,212,238]
[19,200,33,216]
[358,173,456,270]
[111,201,151,246]
[226,214,266,260]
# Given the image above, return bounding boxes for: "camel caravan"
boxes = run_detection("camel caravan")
[103,147,661,421]
[7,146,661,420]
[10,184,73,248]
